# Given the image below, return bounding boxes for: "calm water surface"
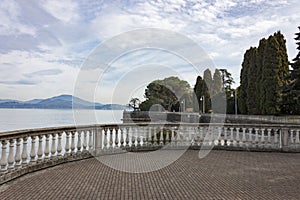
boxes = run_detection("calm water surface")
[0,109,124,132]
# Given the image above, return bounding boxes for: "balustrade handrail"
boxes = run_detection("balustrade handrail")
[0,122,300,184]
[1,122,300,139]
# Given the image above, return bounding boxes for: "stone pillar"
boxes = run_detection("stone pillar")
[281,128,289,151]
[94,127,103,156]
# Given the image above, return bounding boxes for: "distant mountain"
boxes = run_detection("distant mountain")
[0,94,130,110]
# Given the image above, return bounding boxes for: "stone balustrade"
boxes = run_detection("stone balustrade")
[0,123,300,184]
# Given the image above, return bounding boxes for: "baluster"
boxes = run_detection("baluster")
[179,126,184,146]
[159,127,164,146]
[37,135,44,161]
[153,127,158,146]
[248,128,253,143]
[184,126,189,146]
[274,129,279,144]
[290,130,295,145]
[22,137,28,166]
[199,127,204,146]
[193,127,198,146]
[77,131,82,153]
[254,128,259,145]
[296,130,300,144]
[188,127,192,145]
[261,128,265,146]
[8,139,15,169]
[177,127,182,146]
[137,127,141,147]
[51,133,57,158]
[217,127,222,146]
[223,127,228,146]
[120,128,124,148]
[57,132,62,157]
[30,136,37,163]
[148,126,152,146]
[44,134,50,160]
[15,138,21,167]
[142,127,147,147]
[89,130,93,151]
[166,129,170,144]
[65,132,70,156]
[267,129,272,147]
[235,128,240,146]
[193,127,198,145]
[125,127,130,148]
[209,127,214,146]
[0,140,7,172]
[83,131,87,152]
[131,128,136,148]
[171,127,175,146]
[115,128,119,148]
[103,128,108,149]
[242,128,246,147]
[109,128,113,149]
[230,127,234,146]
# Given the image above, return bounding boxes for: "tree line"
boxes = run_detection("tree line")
[129,27,300,115]
[239,28,300,115]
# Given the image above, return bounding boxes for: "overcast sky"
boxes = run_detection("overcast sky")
[0,0,299,104]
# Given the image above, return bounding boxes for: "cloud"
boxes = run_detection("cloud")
[39,0,80,23]
[0,79,39,85]
[24,69,63,78]
[0,0,36,36]
[0,0,299,103]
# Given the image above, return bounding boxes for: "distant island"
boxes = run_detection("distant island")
[0,94,131,110]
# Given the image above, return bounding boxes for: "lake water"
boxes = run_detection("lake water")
[0,109,124,132]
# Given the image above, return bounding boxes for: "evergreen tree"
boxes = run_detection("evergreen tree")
[260,32,289,115]
[239,31,289,115]
[219,69,235,114]
[284,26,300,114]
[246,47,258,114]
[238,50,250,114]
[194,76,210,113]
[212,69,222,96]
[203,69,213,95]
[256,38,267,113]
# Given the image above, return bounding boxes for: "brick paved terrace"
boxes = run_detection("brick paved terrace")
[1,150,300,200]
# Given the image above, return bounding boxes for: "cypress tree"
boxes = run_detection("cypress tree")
[246,47,258,114]
[239,50,250,114]
[194,76,210,113]
[239,31,289,115]
[256,38,267,113]
[203,69,213,95]
[260,32,289,115]
[212,69,222,96]
[285,27,300,114]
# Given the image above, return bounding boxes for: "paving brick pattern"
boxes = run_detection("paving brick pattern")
[0,150,300,200]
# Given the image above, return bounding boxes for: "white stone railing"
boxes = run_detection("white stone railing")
[0,123,300,183]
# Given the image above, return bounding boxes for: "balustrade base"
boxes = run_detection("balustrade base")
[0,153,92,185]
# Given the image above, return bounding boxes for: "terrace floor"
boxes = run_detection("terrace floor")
[0,150,300,200]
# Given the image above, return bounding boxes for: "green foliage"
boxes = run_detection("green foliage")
[128,98,141,111]
[203,69,213,94]
[219,69,235,93]
[239,31,289,115]
[212,69,222,96]
[193,76,210,113]
[246,47,258,114]
[283,26,300,114]
[139,76,191,112]
[239,49,250,114]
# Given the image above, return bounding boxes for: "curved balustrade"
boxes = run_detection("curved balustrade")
[0,123,300,184]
